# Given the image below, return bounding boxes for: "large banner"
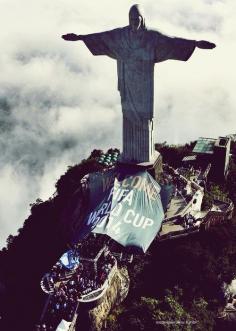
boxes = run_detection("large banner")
[72,166,164,252]
[160,183,175,211]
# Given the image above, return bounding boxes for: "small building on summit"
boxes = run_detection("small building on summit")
[182,136,231,182]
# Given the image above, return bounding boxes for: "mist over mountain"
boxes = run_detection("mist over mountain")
[0,0,235,248]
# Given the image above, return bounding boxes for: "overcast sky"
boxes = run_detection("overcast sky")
[0,0,235,248]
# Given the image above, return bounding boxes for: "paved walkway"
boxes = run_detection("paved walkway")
[159,221,184,236]
[165,196,187,219]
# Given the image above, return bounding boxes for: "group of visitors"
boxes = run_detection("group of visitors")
[182,213,201,229]
[37,249,116,330]
[50,263,71,283]
[177,165,201,179]
[97,252,116,286]
[78,236,108,259]
[162,172,190,199]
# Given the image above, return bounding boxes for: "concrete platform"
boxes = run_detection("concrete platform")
[165,196,187,219]
[118,151,162,181]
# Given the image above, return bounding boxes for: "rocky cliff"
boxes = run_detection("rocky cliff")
[75,267,130,331]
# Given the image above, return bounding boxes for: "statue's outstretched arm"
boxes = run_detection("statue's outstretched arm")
[195,40,216,49]
[62,30,119,59]
[61,33,84,41]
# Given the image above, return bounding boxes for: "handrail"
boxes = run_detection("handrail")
[158,164,235,241]
[164,163,234,215]
[79,284,108,303]
[205,190,234,213]
[158,225,200,241]
[78,262,117,303]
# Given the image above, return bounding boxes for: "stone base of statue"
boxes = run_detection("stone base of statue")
[119,150,163,181]
[122,116,155,164]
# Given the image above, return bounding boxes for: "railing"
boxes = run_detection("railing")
[211,194,234,212]
[202,190,234,230]
[166,164,234,215]
[79,287,106,302]
[163,164,203,192]
[78,261,117,303]
[201,210,232,230]
[158,164,235,241]
[157,225,201,242]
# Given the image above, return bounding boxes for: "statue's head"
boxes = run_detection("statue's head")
[129,4,145,31]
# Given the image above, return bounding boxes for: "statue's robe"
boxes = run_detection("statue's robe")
[82,26,196,163]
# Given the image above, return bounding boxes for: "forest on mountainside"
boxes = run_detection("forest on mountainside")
[0,143,236,330]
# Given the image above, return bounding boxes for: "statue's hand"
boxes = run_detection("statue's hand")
[196,40,216,49]
[61,33,83,41]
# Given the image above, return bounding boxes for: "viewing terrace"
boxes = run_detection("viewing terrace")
[157,164,233,242]
[37,235,117,330]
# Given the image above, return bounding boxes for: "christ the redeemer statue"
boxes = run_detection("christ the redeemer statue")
[62,4,215,164]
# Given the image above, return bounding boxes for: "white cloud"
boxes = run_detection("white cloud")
[0,0,235,247]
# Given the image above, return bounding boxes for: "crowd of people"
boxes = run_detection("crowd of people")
[50,262,77,282]
[78,235,109,259]
[161,168,193,204]
[96,251,116,288]
[161,166,191,192]
[41,261,78,295]
[37,250,116,330]
[183,213,201,229]
[174,213,201,230]
[176,165,202,180]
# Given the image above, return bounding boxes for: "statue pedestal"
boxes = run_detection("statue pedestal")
[119,151,163,181]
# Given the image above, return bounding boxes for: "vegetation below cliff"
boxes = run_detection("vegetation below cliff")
[0,143,236,331]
